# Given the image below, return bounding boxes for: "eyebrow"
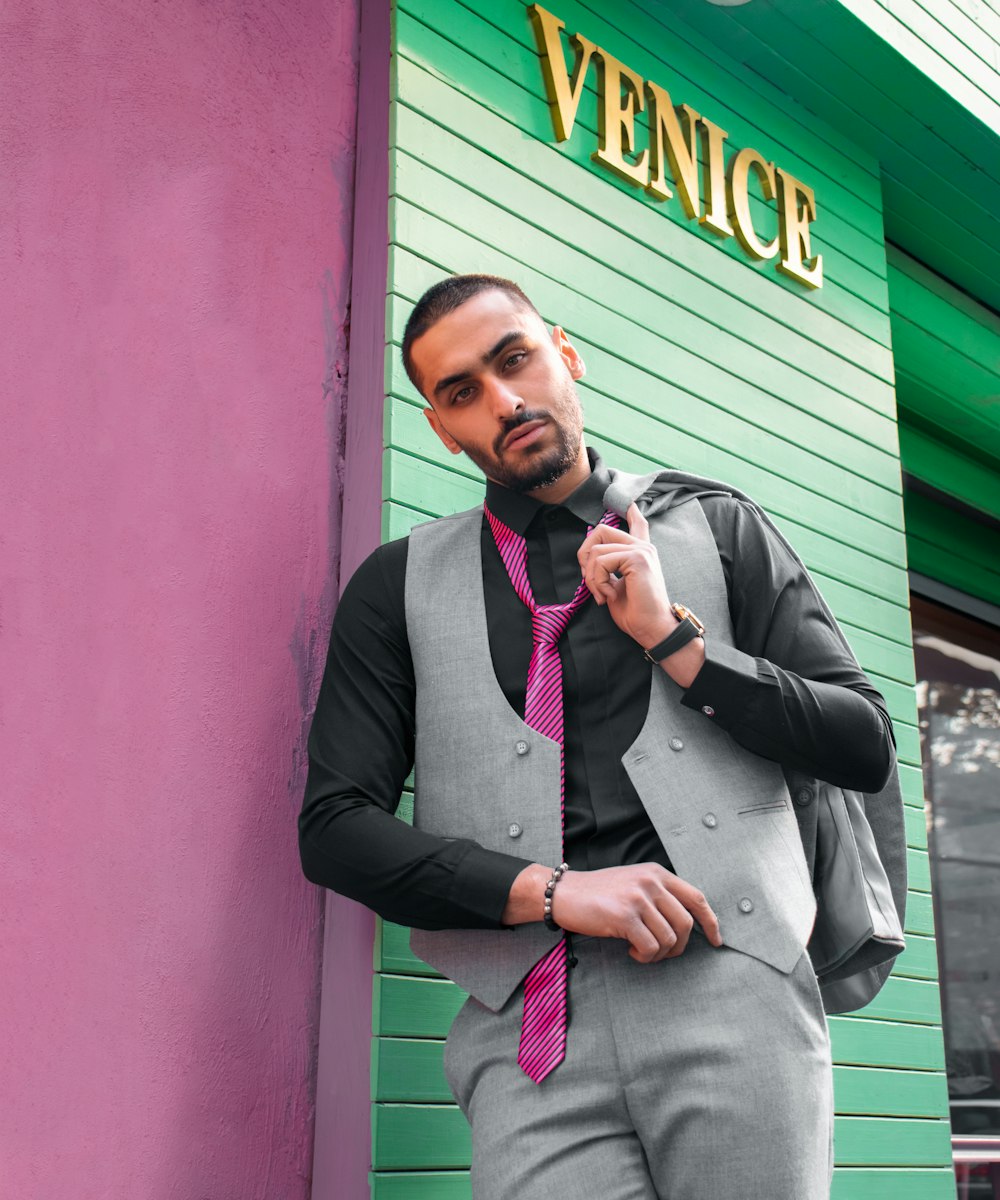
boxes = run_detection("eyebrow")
[432,330,528,398]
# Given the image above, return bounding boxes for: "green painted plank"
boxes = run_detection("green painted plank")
[903,890,934,939]
[904,801,927,851]
[378,920,440,977]
[859,972,940,1024]
[830,1169,957,1200]
[372,1103,470,1170]
[374,973,467,1039]
[899,419,1000,524]
[829,1015,946,1071]
[391,66,896,393]
[371,1171,471,1200]
[888,248,1000,378]
[835,1115,952,1166]
[904,487,1000,608]
[834,1065,948,1117]
[373,1036,452,1102]
[882,931,938,981]
[907,848,931,895]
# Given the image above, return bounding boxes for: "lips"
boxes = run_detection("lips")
[504,419,546,451]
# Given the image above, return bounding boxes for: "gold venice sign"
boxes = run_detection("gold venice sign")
[529,4,823,289]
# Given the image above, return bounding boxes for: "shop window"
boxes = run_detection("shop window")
[912,594,1000,1197]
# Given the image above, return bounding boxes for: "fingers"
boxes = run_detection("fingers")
[667,877,723,947]
[579,540,655,605]
[626,502,649,541]
[629,870,721,962]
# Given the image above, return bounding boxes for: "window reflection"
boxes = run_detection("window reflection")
[912,595,1000,1151]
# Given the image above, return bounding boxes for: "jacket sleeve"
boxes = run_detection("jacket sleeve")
[298,540,532,930]
[681,496,896,792]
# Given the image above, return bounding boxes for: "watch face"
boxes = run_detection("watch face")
[673,603,706,636]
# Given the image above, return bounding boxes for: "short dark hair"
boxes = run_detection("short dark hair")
[401,273,542,397]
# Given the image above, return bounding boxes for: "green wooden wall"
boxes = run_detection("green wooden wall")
[370,0,953,1194]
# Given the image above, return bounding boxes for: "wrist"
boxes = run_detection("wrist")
[636,611,677,653]
[502,863,554,926]
[543,863,570,930]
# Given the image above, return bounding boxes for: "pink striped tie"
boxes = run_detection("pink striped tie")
[485,503,622,1084]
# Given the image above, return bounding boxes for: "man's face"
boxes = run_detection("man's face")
[411,289,587,494]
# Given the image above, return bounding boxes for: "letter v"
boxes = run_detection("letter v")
[529,4,597,143]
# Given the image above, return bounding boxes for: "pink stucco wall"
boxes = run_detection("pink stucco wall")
[0,2,360,1196]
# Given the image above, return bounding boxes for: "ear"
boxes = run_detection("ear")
[423,406,463,455]
[551,325,586,380]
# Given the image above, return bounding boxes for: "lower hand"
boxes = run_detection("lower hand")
[551,862,723,963]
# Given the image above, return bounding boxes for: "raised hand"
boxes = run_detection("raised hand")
[578,502,674,649]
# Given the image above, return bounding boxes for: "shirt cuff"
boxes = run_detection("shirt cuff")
[449,842,536,929]
[680,638,767,727]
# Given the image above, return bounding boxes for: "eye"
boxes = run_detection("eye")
[503,350,527,369]
[451,384,475,405]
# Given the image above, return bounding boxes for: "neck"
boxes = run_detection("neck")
[523,441,591,505]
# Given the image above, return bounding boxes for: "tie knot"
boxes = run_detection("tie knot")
[532,604,574,646]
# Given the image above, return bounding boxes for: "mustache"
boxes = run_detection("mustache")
[495,410,547,455]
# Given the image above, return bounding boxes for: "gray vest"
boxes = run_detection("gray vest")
[405,486,817,1012]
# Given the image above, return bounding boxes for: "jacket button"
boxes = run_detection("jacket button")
[738,897,754,914]
[702,813,718,828]
[508,823,523,839]
[794,786,814,807]
[701,705,715,717]
[515,740,529,756]
[669,737,684,751]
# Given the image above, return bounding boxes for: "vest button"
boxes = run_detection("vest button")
[508,822,523,839]
[701,705,715,717]
[738,897,754,914]
[669,737,684,751]
[702,813,718,828]
[515,740,529,756]
[794,786,814,807]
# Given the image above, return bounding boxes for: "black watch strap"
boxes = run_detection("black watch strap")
[643,617,702,664]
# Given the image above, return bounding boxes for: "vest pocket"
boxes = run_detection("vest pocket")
[737,799,790,815]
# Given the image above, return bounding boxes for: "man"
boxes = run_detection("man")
[300,273,900,1200]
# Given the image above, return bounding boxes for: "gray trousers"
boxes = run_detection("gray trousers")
[443,928,834,1200]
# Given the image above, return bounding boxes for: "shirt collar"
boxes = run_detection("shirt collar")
[483,447,611,534]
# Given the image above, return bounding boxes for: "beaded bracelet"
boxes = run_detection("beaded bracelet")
[543,862,570,931]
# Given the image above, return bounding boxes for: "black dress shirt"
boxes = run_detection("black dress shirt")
[299,451,895,931]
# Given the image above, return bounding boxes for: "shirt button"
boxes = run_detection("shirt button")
[701,705,715,717]
[515,740,529,756]
[669,737,684,752]
[702,813,718,828]
[738,897,754,914]
[795,787,814,807]
[508,823,523,839]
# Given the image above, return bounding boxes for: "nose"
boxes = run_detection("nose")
[486,377,524,422]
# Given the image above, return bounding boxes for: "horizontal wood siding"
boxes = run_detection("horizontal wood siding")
[888,246,1000,543]
[657,0,1000,322]
[374,0,951,1193]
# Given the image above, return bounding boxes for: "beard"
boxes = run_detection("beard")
[462,393,584,494]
